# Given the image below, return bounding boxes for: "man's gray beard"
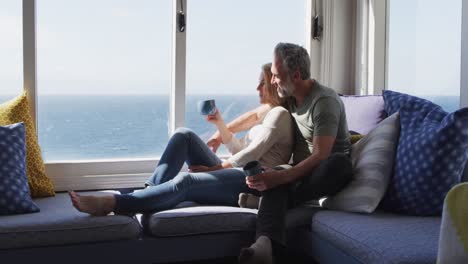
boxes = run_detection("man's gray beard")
[277,81,295,98]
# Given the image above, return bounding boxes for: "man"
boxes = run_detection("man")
[208,43,353,264]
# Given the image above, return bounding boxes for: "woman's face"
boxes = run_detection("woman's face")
[257,72,268,104]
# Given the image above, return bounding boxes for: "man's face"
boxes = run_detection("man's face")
[271,56,295,98]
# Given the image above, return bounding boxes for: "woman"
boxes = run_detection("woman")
[69,63,293,216]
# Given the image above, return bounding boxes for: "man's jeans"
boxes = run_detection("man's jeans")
[114,127,256,213]
[256,153,353,245]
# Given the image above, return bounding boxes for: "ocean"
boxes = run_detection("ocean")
[0,94,461,161]
[38,95,258,161]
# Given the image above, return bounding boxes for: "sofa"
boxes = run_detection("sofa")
[0,93,466,264]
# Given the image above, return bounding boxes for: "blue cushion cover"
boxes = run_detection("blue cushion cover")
[381,90,468,215]
[0,122,39,215]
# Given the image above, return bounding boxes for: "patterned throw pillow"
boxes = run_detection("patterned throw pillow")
[0,92,55,197]
[380,90,468,216]
[0,123,40,215]
[323,113,400,213]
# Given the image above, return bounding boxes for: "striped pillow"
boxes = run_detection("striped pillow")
[323,112,400,213]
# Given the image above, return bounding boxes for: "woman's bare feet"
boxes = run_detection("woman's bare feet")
[68,191,116,216]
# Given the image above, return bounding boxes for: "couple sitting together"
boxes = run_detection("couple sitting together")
[69,42,353,264]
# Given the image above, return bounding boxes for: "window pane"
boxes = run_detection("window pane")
[0,0,22,103]
[387,0,462,112]
[186,0,307,155]
[37,0,172,161]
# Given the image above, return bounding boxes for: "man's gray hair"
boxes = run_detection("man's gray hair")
[274,43,311,80]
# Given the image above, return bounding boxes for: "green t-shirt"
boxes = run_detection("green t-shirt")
[287,81,350,164]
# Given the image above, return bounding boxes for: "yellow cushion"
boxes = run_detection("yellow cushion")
[0,92,55,197]
[351,134,365,144]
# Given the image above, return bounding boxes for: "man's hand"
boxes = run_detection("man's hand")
[206,134,222,153]
[245,169,282,192]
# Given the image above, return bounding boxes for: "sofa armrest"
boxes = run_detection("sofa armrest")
[437,183,468,263]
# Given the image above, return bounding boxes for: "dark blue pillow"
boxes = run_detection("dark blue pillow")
[381,90,468,216]
[0,122,40,215]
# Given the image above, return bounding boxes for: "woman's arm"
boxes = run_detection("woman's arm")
[207,104,271,152]
[225,104,271,133]
[206,110,233,144]
[227,107,292,168]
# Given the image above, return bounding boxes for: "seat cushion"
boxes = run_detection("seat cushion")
[0,192,141,249]
[311,210,440,264]
[142,206,258,237]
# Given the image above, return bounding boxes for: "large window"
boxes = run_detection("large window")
[185,0,307,154]
[0,1,22,103]
[387,0,462,112]
[37,0,172,161]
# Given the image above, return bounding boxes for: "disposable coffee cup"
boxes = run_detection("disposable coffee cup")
[197,99,217,115]
[243,160,264,176]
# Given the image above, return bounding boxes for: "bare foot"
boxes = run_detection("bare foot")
[68,191,115,216]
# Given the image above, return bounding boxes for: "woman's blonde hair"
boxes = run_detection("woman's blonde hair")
[261,63,284,107]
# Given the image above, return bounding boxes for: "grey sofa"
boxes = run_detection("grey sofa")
[2,167,466,264]
[0,189,458,264]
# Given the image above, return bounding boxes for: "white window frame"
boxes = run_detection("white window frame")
[354,0,387,96]
[462,0,468,108]
[21,0,313,191]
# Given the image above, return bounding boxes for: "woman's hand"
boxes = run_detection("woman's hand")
[205,109,224,127]
[206,133,222,153]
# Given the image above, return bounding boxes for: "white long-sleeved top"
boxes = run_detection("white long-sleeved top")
[225,106,294,168]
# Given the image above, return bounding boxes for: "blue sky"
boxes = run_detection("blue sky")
[0,0,462,96]
[0,0,306,95]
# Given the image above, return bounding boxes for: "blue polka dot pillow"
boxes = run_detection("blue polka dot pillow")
[0,122,40,215]
[380,90,468,216]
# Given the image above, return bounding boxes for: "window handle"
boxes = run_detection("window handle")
[178,11,185,32]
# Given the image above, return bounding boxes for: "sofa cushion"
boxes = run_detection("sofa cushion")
[0,122,39,215]
[0,192,140,249]
[142,206,257,237]
[312,210,440,264]
[0,92,55,198]
[340,95,386,135]
[381,90,468,216]
[322,112,400,213]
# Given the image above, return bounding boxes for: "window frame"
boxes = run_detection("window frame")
[21,0,313,191]
[354,0,387,96]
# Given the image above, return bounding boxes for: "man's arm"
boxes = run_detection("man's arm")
[246,135,335,191]
[278,135,335,183]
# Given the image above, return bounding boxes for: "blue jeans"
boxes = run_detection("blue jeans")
[114,128,256,214]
